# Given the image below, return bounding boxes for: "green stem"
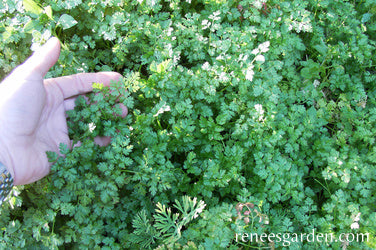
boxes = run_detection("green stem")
[314,178,332,196]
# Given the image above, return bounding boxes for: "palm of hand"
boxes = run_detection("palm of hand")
[0,38,122,185]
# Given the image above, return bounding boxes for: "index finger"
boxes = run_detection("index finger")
[44,72,122,99]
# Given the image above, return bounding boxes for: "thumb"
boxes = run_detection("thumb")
[21,37,61,79]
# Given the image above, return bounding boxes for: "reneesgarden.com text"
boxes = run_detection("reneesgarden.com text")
[235,229,370,247]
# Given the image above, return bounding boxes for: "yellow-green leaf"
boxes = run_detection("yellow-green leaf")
[23,19,39,33]
[58,14,78,30]
[44,6,53,20]
[23,0,43,15]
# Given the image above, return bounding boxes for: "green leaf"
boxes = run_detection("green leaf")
[23,20,39,33]
[150,60,171,74]
[301,60,321,79]
[58,14,78,30]
[58,143,70,155]
[313,44,328,55]
[46,151,59,163]
[23,0,43,15]
[361,13,372,23]
[44,6,53,20]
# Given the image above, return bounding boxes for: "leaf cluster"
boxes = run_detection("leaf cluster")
[1,0,376,249]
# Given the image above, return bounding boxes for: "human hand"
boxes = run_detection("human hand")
[0,37,125,185]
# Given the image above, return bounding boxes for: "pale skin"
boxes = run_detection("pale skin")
[0,37,127,185]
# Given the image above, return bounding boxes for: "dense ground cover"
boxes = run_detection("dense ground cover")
[1,0,376,249]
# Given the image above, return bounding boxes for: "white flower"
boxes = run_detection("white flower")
[255,54,265,63]
[251,48,260,55]
[88,123,96,133]
[202,20,211,29]
[209,11,221,21]
[154,104,171,117]
[218,72,229,82]
[258,41,270,53]
[166,27,173,36]
[313,79,320,88]
[239,54,249,61]
[245,65,254,81]
[253,0,263,9]
[354,212,361,222]
[351,222,359,229]
[357,96,367,108]
[254,104,264,115]
[254,104,265,121]
[202,62,210,70]
[350,212,361,229]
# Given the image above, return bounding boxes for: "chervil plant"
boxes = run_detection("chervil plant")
[1,0,375,249]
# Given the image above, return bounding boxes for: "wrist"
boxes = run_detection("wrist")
[0,139,16,184]
[0,155,14,205]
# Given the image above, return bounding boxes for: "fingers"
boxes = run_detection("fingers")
[63,97,128,118]
[46,72,122,99]
[63,96,89,113]
[21,37,61,79]
[117,103,128,117]
[63,97,77,112]
[94,136,112,146]
[71,136,112,150]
